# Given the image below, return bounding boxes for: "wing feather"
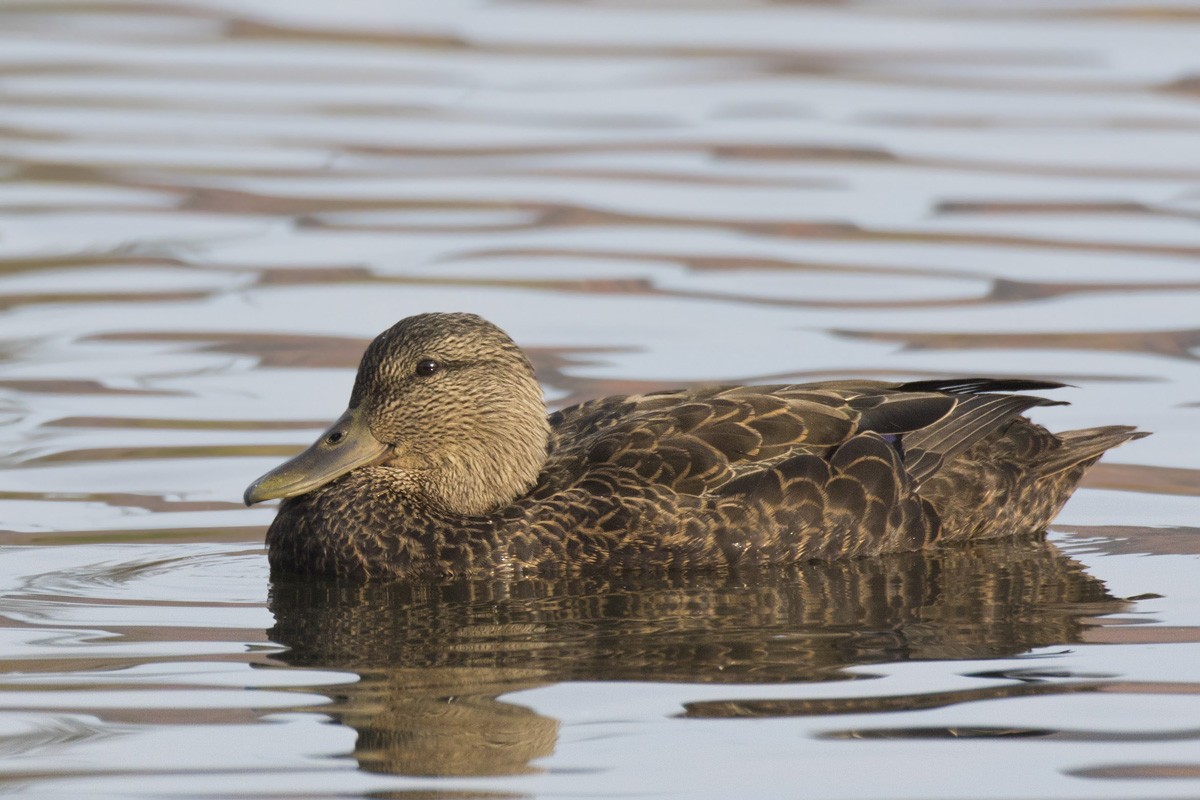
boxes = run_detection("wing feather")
[903,394,1064,482]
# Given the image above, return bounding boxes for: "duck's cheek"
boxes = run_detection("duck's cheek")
[378,447,432,471]
[244,407,390,505]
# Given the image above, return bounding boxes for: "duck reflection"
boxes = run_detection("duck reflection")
[267,536,1124,777]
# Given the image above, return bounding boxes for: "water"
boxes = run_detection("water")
[1,0,1199,796]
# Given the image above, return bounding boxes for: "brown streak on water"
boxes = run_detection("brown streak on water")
[836,328,1200,359]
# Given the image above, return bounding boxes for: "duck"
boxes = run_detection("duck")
[245,312,1147,581]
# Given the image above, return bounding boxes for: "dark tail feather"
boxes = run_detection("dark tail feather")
[899,378,1070,395]
[1037,426,1151,477]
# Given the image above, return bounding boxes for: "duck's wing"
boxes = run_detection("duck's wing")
[519,379,1079,570]
[545,378,1070,495]
[543,382,988,497]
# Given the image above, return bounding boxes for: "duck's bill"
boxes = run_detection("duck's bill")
[243,407,390,505]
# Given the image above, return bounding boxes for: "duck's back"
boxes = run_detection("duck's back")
[518,379,1144,569]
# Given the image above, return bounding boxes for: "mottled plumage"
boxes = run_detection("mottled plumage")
[245,312,1147,580]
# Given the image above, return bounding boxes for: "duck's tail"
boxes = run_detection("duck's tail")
[1036,425,1150,477]
[920,422,1148,545]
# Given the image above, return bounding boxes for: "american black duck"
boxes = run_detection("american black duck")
[245,312,1146,580]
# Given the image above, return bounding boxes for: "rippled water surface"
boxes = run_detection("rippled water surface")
[2,1,1200,797]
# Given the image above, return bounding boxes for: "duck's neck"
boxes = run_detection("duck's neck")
[412,395,551,517]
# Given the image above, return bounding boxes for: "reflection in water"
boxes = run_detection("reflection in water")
[268,537,1123,778]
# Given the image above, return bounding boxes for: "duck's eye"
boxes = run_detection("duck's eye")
[415,358,439,377]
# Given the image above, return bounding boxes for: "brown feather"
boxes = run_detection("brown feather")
[258,313,1148,581]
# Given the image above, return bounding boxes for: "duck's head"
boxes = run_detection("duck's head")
[244,312,550,515]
